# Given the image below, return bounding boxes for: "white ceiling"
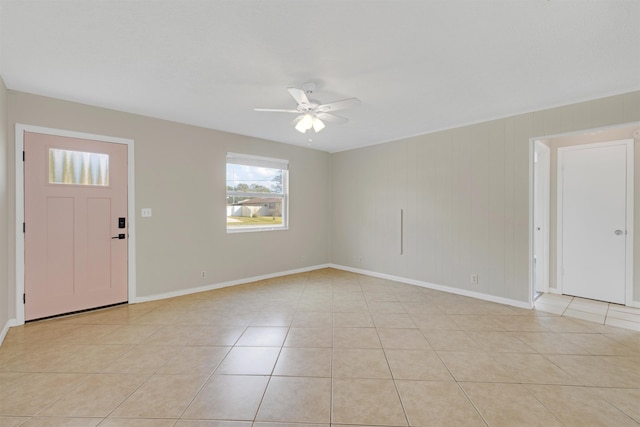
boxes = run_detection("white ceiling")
[1,1,639,153]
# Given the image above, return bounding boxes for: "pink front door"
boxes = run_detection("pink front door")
[24,131,128,320]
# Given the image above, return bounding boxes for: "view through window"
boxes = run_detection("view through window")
[226,153,288,231]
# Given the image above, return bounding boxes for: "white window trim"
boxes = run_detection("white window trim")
[227,152,289,170]
[226,152,289,233]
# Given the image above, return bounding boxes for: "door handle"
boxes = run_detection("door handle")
[112,234,126,239]
[614,229,624,236]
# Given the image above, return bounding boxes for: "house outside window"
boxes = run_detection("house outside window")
[226,152,288,232]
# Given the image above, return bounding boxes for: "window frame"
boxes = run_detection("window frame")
[226,152,289,233]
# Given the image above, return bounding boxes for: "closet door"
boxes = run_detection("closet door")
[364,141,408,277]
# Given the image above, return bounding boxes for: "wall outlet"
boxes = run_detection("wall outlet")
[471,274,479,285]
[141,208,152,217]
[201,271,206,279]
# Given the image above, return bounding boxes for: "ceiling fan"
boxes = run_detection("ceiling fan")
[254,82,360,134]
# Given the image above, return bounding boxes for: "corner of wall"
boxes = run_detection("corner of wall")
[0,75,12,339]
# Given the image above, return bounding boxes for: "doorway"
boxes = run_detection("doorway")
[15,124,136,324]
[533,141,550,299]
[557,139,633,304]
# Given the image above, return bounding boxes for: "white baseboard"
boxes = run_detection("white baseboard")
[0,319,17,347]
[133,264,332,303]
[137,262,533,310]
[329,264,533,310]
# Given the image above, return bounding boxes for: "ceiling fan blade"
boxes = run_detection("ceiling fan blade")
[287,87,310,107]
[316,98,361,113]
[316,112,348,123]
[254,108,300,113]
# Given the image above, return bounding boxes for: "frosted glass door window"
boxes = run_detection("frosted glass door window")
[49,148,109,186]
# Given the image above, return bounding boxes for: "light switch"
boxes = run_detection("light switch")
[141,208,152,218]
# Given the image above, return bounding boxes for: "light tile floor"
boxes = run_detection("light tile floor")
[0,268,639,426]
[535,292,640,332]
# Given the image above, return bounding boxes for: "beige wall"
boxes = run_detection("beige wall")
[3,88,640,323]
[545,124,640,302]
[0,78,8,328]
[7,91,332,301]
[332,115,530,303]
[331,91,640,304]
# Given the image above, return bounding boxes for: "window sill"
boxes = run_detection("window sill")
[227,226,288,234]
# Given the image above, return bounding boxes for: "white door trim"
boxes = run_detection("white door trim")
[534,141,551,294]
[15,124,136,325]
[556,139,634,305]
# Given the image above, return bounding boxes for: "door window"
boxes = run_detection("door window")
[49,148,109,186]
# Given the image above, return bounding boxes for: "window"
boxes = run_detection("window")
[49,148,109,186]
[226,152,288,232]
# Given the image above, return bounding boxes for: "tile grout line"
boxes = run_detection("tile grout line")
[520,382,570,426]
[173,342,232,422]
[455,382,491,427]
[369,287,411,427]
[250,283,299,425]
[329,278,337,426]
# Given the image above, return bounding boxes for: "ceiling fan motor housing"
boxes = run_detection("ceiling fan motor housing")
[302,81,316,94]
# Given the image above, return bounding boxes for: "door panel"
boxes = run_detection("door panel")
[560,143,627,304]
[87,198,112,290]
[46,197,75,296]
[24,131,128,320]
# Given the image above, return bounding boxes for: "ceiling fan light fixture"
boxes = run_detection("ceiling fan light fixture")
[312,117,325,132]
[295,113,314,133]
[295,120,307,133]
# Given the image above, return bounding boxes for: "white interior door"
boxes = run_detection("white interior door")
[558,140,632,304]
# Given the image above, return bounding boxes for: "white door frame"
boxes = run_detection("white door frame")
[556,139,634,305]
[15,124,136,325]
[533,141,551,295]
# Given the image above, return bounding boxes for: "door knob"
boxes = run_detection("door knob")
[112,234,126,239]
[614,229,624,236]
